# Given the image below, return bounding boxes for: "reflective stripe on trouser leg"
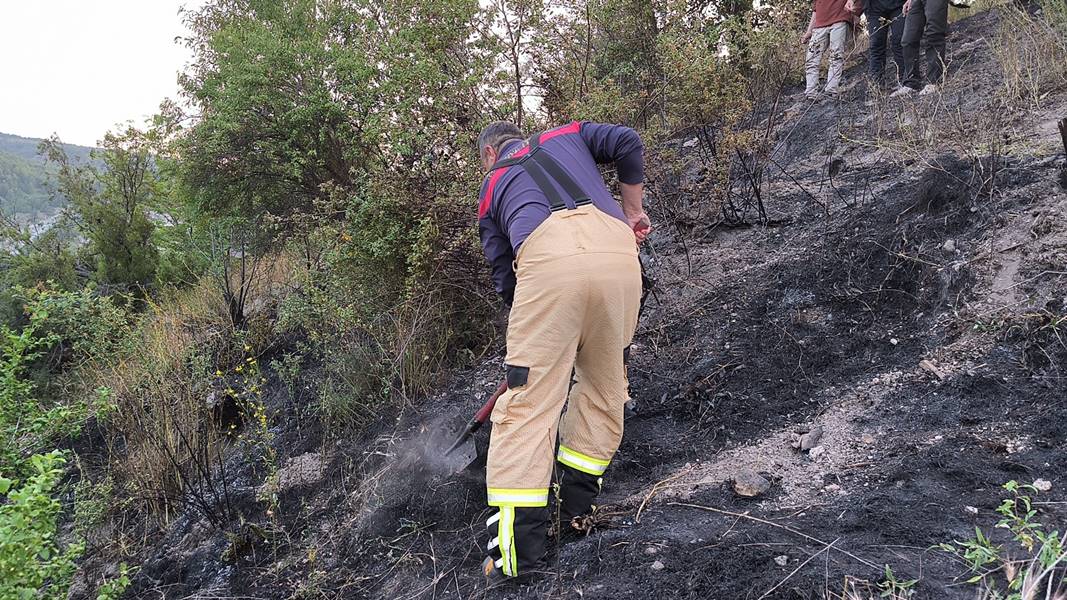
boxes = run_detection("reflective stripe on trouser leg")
[555,461,604,523]
[487,487,549,507]
[557,445,610,476]
[555,443,610,521]
[501,506,516,576]
[485,505,548,577]
[485,507,516,575]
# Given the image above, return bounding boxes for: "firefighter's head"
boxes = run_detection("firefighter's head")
[478,121,524,170]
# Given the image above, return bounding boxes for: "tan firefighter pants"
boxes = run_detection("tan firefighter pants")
[486,205,641,508]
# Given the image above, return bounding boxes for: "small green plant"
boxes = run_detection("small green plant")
[95,563,133,600]
[941,526,1002,579]
[878,564,919,598]
[73,475,115,540]
[270,348,305,400]
[938,481,1066,599]
[91,386,118,424]
[0,450,84,600]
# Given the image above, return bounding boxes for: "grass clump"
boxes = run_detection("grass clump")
[992,0,1067,107]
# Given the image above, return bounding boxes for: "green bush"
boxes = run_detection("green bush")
[0,313,58,471]
[0,451,83,600]
[17,286,131,369]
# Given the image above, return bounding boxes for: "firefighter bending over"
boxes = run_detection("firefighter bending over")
[475,120,650,582]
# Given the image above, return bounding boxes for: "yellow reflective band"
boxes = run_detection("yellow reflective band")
[500,506,515,576]
[486,487,549,507]
[557,445,610,476]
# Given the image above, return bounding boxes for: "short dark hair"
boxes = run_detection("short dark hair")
[478,121,524,155]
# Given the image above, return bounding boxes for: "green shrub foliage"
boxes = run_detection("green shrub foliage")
[0,451,83,600]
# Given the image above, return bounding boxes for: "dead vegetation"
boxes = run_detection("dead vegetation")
[992,0,1067,107]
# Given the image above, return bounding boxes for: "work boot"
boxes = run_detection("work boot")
[481,556,509,587]
[889,85,917,98]
[483,505,548,583]
[555,462,602,527]
[918,83,940,96]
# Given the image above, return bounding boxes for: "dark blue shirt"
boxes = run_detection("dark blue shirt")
[477,121,644,304]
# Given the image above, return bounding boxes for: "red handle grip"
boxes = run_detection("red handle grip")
[474,380,509,423]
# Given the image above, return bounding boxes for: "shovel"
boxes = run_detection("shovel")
[431,379,508,476]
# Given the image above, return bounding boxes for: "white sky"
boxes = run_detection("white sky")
[0,0,205,147]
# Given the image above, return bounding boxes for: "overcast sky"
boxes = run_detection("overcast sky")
[0,0,205,147]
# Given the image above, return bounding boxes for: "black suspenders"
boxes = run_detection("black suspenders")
[489,131,594,212]
[488,129,657,311]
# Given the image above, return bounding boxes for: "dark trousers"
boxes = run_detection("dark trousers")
[901,0,949,89]
[866,5,905,85]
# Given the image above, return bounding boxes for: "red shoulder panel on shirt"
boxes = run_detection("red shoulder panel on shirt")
[539,121,581,143]
[477,122,580,219]
[478,145,531,219]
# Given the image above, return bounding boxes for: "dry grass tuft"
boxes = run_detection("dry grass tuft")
[991,0,1067,107]
[97,255,292,525]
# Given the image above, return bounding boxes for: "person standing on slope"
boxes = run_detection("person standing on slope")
[802,0,865,99]
[865,0,907,89]
[892,0,949,96]
[475,120,650,583]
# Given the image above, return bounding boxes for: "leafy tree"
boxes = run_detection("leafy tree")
[478,0,546,128]
[177,0,498,396]
[40,128,160,294]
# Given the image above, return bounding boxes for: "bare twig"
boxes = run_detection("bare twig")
[668,502,880,570]
[758,539,839,600]
[635,465,694,524]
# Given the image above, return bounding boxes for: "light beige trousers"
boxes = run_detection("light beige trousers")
[805,21,851,94]
[486,206,641,507]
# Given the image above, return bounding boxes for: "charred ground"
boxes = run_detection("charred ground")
[69,7,1067,600]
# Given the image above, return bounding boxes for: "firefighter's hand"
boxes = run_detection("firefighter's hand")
[626,211,652,244]
[903,0,912,13]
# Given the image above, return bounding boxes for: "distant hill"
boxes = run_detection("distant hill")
[0,132,97,225]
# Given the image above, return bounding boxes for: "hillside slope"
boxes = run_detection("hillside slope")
[0,132,95,223]
[71,7,1067,599]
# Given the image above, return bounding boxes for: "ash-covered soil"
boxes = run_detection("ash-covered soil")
[85,7,1066,600]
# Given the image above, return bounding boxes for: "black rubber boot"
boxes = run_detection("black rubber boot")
[483,506,549,584]
[555,463,602,526]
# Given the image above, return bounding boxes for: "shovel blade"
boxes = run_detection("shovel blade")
[441,437,478,475]
[424,420,479,476]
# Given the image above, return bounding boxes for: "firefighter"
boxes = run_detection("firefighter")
[475,120,650,582]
